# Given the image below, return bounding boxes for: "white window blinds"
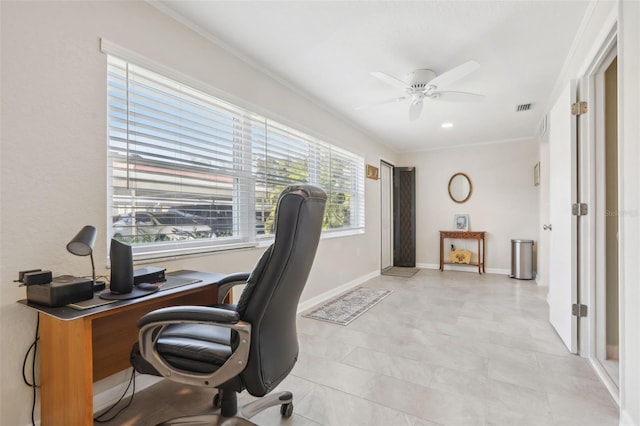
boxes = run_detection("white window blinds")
[107,55,364,254]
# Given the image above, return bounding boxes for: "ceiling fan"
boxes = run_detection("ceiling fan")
[357,60,484,121]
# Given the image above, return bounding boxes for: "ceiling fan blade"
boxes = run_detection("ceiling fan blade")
[371,71,411,91]
[355,96,408,110]
[408,99,424,121]
[432,91,485,102]
[428,60,480,89]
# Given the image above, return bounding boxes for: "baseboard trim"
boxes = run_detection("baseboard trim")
[418,263,440,270]
[297,269,379,314]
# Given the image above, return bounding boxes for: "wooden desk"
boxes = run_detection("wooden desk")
[19,270,224,426]
[439,231,486,274]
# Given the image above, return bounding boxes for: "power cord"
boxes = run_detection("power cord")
[23,314,136,424]
[22,315,39,426]
[93,369,136,423]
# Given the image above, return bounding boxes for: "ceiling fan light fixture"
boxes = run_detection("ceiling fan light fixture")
[361,61,484,121]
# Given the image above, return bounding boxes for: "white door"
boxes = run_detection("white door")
[548,81,579,353]
[380,161,394,271]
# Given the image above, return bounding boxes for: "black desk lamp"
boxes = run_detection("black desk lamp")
[66,225,98,288]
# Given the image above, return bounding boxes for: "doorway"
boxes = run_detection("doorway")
[393,167,416,267]
[546,24,619,401]
[380,160,394,272]
[602,56,619,384]
[594,53,619,388]
[578,30,619,400]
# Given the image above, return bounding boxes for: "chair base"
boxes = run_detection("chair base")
[158,391,293,426]
[158,415,255,426]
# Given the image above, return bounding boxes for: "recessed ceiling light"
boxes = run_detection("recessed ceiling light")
[441,122,453,128]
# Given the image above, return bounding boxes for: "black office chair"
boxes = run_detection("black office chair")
[131,185,327,425]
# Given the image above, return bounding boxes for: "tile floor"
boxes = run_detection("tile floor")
[98,269,619,426]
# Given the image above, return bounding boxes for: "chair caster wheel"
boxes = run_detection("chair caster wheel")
[213,393,221,408]
[280,402,293,418]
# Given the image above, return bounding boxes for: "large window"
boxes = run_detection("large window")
[107,55,364,256]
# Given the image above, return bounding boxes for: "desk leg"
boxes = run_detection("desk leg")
[477,238,481,274]
[39,314,93,425]
[440,235,444,271]
[482,237,486,273]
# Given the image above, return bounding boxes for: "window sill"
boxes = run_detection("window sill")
[127,229,364,265]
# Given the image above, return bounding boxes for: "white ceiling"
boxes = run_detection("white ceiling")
[154,1,590,152]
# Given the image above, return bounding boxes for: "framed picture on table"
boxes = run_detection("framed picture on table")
[454,214,469,231]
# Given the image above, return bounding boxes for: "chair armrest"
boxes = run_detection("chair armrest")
[137,305,239,328]
[217,272,250,285]
[215,272,250,304]
[138,307,251,388]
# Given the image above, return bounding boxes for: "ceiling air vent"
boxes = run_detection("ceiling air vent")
[516,103,535,112]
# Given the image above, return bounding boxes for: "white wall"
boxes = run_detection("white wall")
[398,139,539,273]
[0,2,395,424]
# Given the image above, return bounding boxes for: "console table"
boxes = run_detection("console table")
[439,231,486,274]
[18,270,225,426]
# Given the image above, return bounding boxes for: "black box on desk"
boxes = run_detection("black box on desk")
[134,266,166,285]
[26,275,93,307]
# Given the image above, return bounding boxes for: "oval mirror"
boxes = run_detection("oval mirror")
[448,173,472,203]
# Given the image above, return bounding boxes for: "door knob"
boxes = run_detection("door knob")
[543,224,552,231]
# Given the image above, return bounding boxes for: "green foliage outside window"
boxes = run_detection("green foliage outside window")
[257,156,354,234]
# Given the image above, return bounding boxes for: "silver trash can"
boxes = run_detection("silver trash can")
[510,239,534,280]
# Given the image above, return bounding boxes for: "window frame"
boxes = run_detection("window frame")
[103,40,365,260]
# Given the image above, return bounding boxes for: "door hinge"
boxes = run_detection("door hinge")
[572,203,588,216]
[571,101,588,115]
[572,304,588,317]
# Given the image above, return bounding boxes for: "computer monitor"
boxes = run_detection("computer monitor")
[100,239,158,300]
